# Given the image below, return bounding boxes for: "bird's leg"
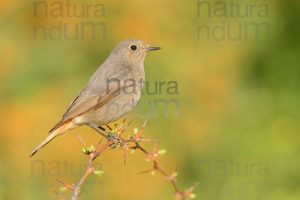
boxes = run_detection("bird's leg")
[105,124,112,130]
[98,126,107,132]
[88,124,124,149]
[88,124,108,140]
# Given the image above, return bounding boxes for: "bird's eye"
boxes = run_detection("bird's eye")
[130,45,138,51]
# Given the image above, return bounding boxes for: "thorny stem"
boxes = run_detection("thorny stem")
[130,141,183,197]
[54,120,196,200]
[71,138,111,200]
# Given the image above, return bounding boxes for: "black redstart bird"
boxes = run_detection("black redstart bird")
[30,39,161,157]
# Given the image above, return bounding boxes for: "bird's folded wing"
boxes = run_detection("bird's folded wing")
[49,86,121,132]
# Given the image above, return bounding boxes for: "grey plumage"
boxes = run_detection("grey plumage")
[30,39,160,157]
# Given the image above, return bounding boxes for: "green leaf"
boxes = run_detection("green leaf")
[88,145,95,152]
[158,149,167,155]
[189,193,196,199]
[59,186,67,192]
[93,170,104,177]
[81,148,88,154]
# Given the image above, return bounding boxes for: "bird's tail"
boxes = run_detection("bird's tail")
[29,129,60,157]
[29,121,77,157]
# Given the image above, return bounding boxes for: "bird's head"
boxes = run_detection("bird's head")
[111,39,161,65]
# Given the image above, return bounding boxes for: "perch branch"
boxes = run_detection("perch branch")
[54,119,196,200]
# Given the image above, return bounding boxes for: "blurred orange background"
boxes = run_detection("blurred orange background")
[0,0,300,199]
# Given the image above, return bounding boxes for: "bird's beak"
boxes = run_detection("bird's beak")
[147,46,161,52]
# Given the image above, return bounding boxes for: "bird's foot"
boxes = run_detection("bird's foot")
[107,133,124,149]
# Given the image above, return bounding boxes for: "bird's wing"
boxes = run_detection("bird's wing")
[49,85,121,132]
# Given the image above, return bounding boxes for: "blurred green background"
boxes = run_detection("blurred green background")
[0,0,300,199]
